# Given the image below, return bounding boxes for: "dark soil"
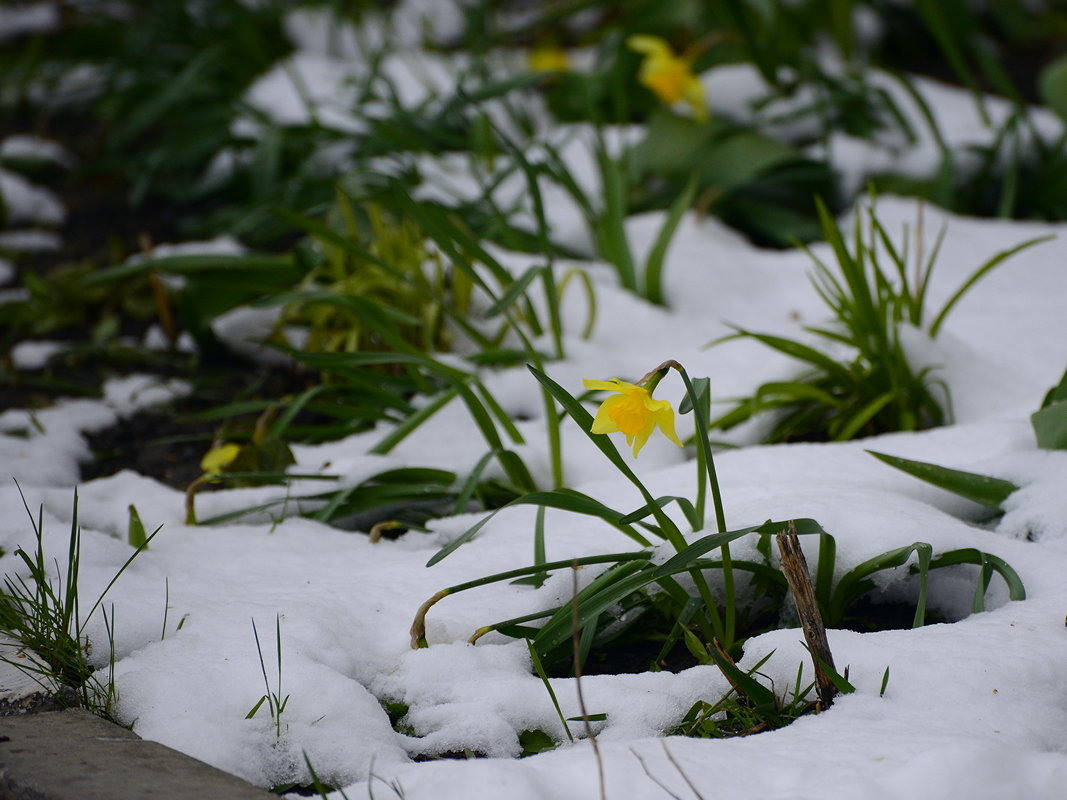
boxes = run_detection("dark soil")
[81,408,212,489]
[580,638,700,676]
[1,108,181,278]
[77,362,319,489]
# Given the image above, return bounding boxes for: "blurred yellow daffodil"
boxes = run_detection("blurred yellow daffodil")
[583,377,683,457]
[627,34,708,122]
[200,443,241,477]
[529,46,571,74]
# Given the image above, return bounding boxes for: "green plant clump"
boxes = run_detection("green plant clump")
[712,196,1051,442]
[0,486,158,719]
[410,366,1025,684]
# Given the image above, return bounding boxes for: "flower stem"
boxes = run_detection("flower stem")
[675,364,735,649]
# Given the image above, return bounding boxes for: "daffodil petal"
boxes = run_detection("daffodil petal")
[640,392,671,412]
[643,64,687,104]
[626,34,673,60]
[583,374,682,457]
[591,394,625,434]
[583,378,626,392]
[683,76,709,120]
[653,407,684,447]
[630,423,656,457]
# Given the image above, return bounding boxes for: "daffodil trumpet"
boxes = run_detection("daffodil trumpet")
[582,375,683,458]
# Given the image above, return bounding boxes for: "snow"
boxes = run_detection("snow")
[0,135,75,169]
[4,8,1067,800]
[0,229,61,252]
[0,169,65,226]
[9,339,65,370]
[3,189,1066,797]
[0,3,60,43]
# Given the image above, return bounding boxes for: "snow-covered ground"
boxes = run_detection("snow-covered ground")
[3,6,1067,799]
[3,195,1066,799]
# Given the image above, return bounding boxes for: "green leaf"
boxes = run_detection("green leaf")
[643,175,696,305]
[484,264,546,318]
[518,729,557,756]
[526,639,573,742]
[1033,367,1067,450]
[633,114,801,193]
[928,235,1053,338]
[829,541,933,626]
[833,392,894,441]
[372,388,458,455]
[704,640,778,708]
[619,496,698,528]
[426,488,652,567]
[1032,402,1067,450]
[127,505,147,549]
[246,695,268,719]
[866,450,1018,510]
[926,548,1026,604]
[678,377,710,416]
[733,329,853,384]
[1040,368,1067,408]
[810,652,856,695]
[1039,55,1067,122]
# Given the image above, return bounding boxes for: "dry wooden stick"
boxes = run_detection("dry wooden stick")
[776,520,838,710]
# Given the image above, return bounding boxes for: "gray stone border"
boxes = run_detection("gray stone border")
[0,707,278,799]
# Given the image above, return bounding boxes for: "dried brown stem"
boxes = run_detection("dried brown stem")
[637,360,684,385]
[409,590,449,649]
[776,521,838,710]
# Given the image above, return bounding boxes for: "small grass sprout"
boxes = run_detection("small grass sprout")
[670,651,827,738]
[247,615,290,740]
[0,484,159,719]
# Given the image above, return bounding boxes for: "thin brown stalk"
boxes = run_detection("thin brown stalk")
[572,565,606,800]
[660,740,706,800]
[630,747,685,800]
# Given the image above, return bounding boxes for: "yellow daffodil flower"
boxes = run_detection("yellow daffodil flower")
[627,34,708,122]
[529,46,570,74]
[583,377,684,457]
[200,443,241,477]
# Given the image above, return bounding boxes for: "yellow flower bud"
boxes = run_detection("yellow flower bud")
[200,443,241,477]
